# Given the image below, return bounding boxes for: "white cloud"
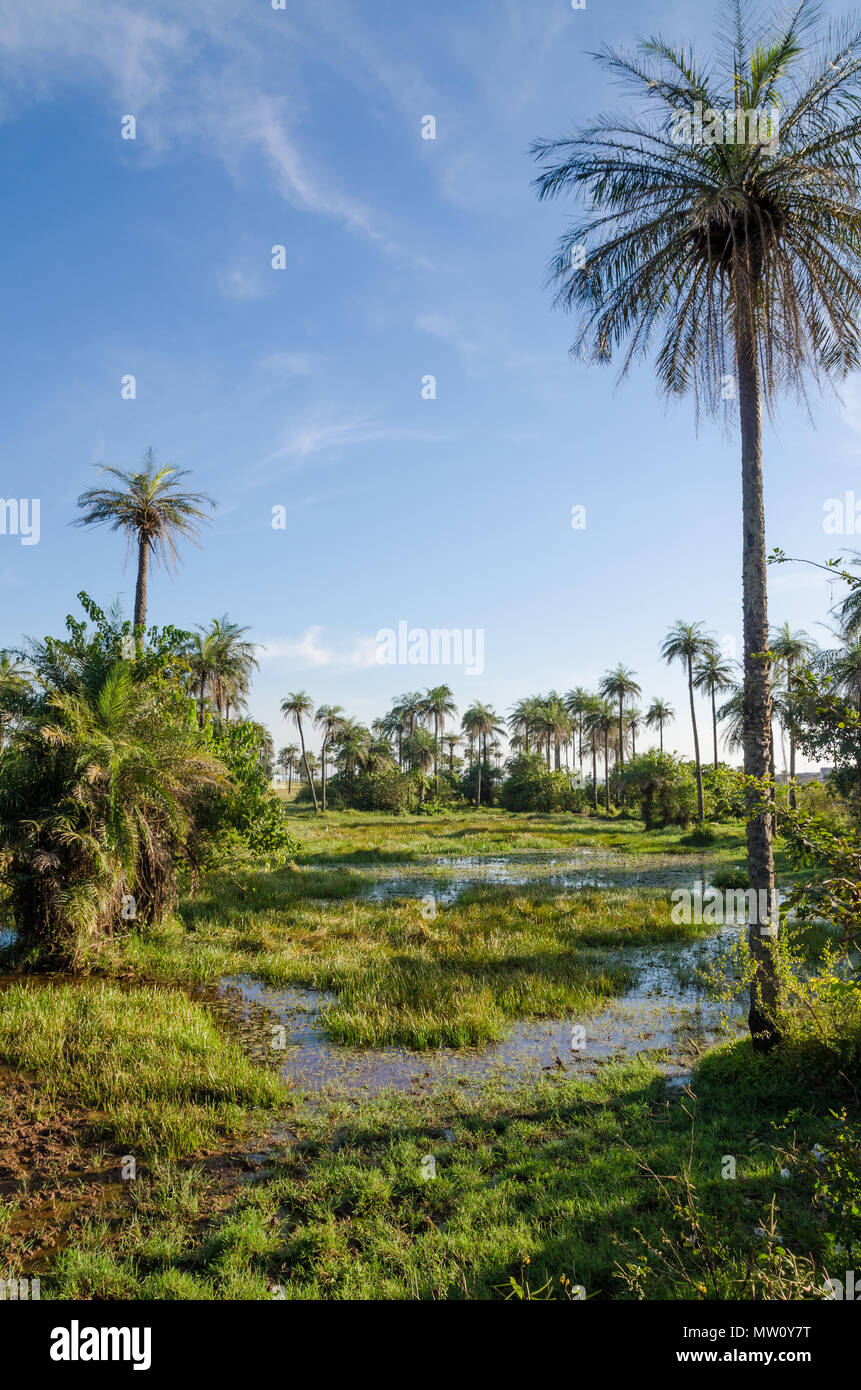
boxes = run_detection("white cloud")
[259,626,379,670]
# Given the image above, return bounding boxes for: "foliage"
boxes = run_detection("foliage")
[501,754,584,812]
[702,763,746,820]
[196,720,301,868]
[616,751,698,829]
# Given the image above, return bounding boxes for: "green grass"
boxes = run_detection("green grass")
[1,807,852,1300]
[89,874,718,1048]
[27,1032,861,1300]
[0,981,286,1160]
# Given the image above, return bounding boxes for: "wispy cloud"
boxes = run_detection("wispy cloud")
[259,626,379,670]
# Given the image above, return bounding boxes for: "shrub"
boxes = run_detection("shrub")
[617,751,698,829]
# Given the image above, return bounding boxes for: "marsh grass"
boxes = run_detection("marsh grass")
[0,982,285,1160]
[33,1035,859,1301]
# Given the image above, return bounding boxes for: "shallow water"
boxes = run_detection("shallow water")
[304,849,725,905]
[211,918,745,1097]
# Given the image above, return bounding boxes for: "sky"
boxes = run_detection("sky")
[0,0,857,769]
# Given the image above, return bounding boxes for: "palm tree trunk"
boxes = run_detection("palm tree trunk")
[288,760,293,795]
[133,535,149,642]
[659,717,664,753]
[687,655,705,824]
[591,738,598,811]
[476,738,483,808]
[787,661,797,811]
[321,736,328,813]
[736,257,780,1050]
[603,730,610,811]
[298,720,319,813]
[618,696,624,769]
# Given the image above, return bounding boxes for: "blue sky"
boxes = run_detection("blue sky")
[0,0,857,768]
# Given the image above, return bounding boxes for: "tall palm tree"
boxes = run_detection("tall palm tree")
[532,1,861,1047]
[661,622,715,825]
[75,448,214,640]
[461,703,504,807]
[769,623,817,807]
[591,698,616,812]
[625,705,642,760]
[278,744,299,794]
[281,692,318,813]
[694,648,736,769]
[564,687,591,782]
[717,684,745,756]
[314,704,346,813]
[581,694,602,810]
[444,733,461,773]
[424,685,457,794]
[599,666,641,771]
[404,728,436,804]
[644,698,674,753]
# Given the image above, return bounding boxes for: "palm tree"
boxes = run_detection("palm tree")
[661,623,715,825]
[75,448,214,640]
[461,703,504,807]
[564,687,591,781]
[444,733,461,773]
[644,698,674,753]
[694,649,736,769]
[717,684,745,756]
[578,694,601,810]
[404,728,436,803]
[281,692,318,813]
[769,623,817,807]
[188,616,258,722]
[625,705,642,760]
[424,685,457,794]
[532,2,861,1047]
[314,704,346,813]
[591,698,616,812]
[0,653,224,962]
[278,744,299,794]
[599,666,641,771]
[0,652,30,751]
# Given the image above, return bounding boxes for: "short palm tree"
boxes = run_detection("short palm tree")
[0,654,224,963]
[280,691,318,813]
[694,649,736,768]
[404,728,436,803]
[532,0,861,1047]
[769,622,817,806]
[75,448,214,639]
[661,622,716,825]
[599,666,641,771]
[564,687,591,781]
[644,698,675,753]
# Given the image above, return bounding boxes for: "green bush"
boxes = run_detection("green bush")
[501,755,584,812]
[617,751,698,828]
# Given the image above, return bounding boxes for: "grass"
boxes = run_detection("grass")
[20,1033,860,1301]
[84,874,719,1048]
[1,808,855,1299]
[0,981,285,1160]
